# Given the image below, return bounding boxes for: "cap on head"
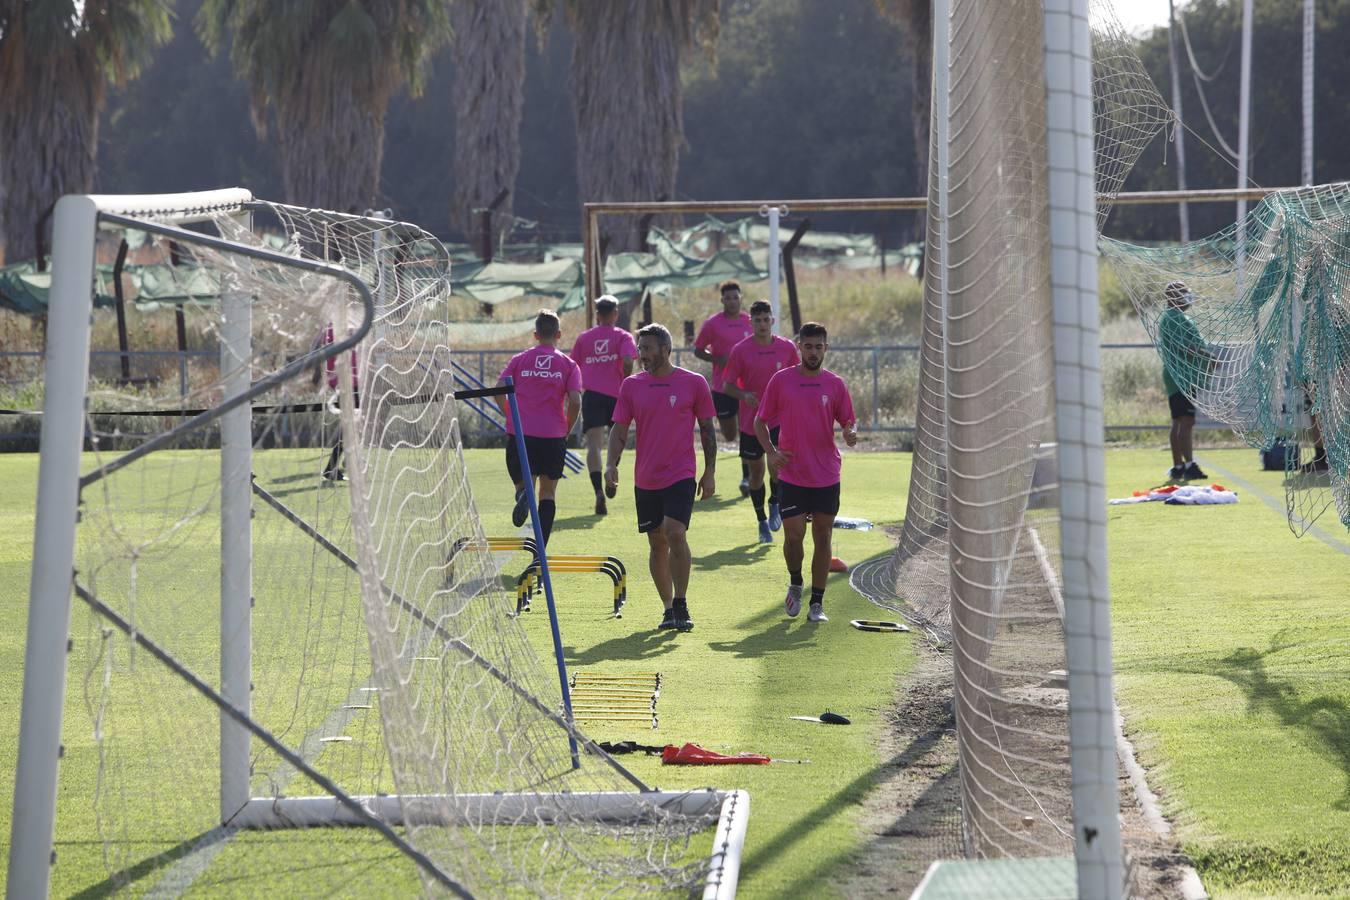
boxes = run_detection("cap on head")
[595,294,619,314]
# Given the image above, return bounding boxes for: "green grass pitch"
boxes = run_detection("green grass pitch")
[0,446,1347,897]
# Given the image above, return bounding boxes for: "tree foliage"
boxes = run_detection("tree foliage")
[1110,0,1350,241]
[196,0,449,212]
[0,0,172,262]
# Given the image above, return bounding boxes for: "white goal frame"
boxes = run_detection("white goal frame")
[8,189,748,899]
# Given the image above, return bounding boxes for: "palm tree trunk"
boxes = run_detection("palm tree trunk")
[0,31,102,263]
[273,72,390,213]
[449,0,527,243]
[569,3,696,253]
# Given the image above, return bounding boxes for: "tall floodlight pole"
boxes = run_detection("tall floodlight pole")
[1302,0,1314,186]
[1236,0,1254,276]
[1168,0,1190,241]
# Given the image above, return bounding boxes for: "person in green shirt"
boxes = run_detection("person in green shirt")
[1159,281,1209,481]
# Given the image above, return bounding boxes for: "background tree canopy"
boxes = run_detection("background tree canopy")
[86,0,1350,247]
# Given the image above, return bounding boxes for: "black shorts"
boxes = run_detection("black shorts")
[634,478,696,533]
[739,427,779,461]
[712,391,738,420]
[506,435,567,482]
[778,480,841,519]
[581,390,618,432]
[1168,391,1196,420]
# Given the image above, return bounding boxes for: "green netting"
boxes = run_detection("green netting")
[1102,182,1350,533]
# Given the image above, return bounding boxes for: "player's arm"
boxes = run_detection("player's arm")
[565,389,582,433]
[755,415,788,473]
[494,375,510,419]
[605,421,630,492]
[622,358,635,377]
[835,385,859,447]
[697,416,717,499]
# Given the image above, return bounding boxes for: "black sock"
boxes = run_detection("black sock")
[810,587,825,607]
[741,461,749,481]
[672,596,688,613]
[789,570,803,587]
[539,499,556,546]
[769,478,779,505]
[750,486,767,521]
[589,470,603,494]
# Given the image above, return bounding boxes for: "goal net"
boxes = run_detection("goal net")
[9,191,743,898]
[854,0,1169,894]
[1102,183,1350,535]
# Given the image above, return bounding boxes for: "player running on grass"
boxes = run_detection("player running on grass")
[570,294,637,516]
[755,322,857,623]
[721,300,800,544]
[496,309,582,548]
[694,280,754,496]
[605,323,717,632]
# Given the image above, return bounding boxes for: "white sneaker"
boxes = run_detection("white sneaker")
[784,584,802,617]
[808,603,828,623]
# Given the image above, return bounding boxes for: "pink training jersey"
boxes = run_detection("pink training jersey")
[756,366,856,488]
[570,324,638,398]
[611,366,717,490]
[723,334,800,427]
[694,312,753,392]
[499,344,582,438]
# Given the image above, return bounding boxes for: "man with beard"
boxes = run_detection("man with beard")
[606,324,717,632]
[755,322,857,623]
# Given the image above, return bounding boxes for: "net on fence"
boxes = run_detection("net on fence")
[1102,183,1350,534]
[65,203,721,897]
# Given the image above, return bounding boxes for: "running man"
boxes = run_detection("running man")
[606,323,717,632]
[755,322,857,623]
[570,294,638,515]
[496,309,582,547]
[721,300,800,543]
[693,280,753,496]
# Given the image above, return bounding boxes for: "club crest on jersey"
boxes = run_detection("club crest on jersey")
[595,339,609,354]
[535,354,554,369]
[669,394,677,407]
[821,394,829,406]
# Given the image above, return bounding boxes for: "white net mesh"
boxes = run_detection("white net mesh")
[853,0,1164,872]
[61,202,722,896]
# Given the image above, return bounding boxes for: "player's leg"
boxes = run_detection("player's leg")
[660,479,696,631]
[585,425,605,504]
[531,437,567,546]
[505,440,529,526]
[766,427,782,530]
[635,486,674,628]
[778,480,807,617]
[740,431,771,542]
[807,509,838,623]
[581,390,615,513]
[713,392,749,495]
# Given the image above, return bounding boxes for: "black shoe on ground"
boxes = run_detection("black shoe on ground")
[605,481,617,500]
[512,489,529,527]
[1183,461,1207,481]
[595,494,607,516]
[658,608,679,630]
[322,467,344,482]
[1166,464,1184,482]
[673,609,694,632]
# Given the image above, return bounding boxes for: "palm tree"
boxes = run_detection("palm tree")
[448,0,527,248]
[0,0,172,263]
[876,0,930,193]
[198,0,450,213]
[533,0,719,252]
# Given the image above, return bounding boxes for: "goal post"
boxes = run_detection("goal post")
[10,190,747,899]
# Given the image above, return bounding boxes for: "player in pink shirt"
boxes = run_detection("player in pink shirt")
[755,322,857,624]
[693,280,754,496]
[720,300,800,544]
[569,295,637,516]
[495,309,583,547]
[606,323,717,632]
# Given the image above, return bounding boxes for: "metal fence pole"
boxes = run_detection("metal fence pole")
[871,348,880,432]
